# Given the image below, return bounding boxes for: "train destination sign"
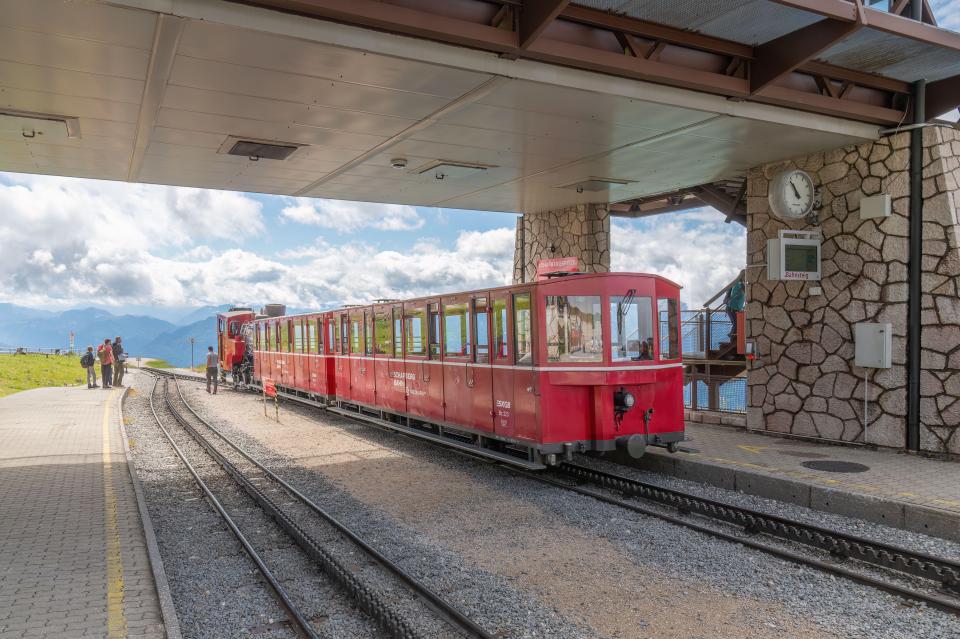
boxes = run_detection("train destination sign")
[536,257,580,280]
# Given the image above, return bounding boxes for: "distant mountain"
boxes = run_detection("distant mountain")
[141,317,218,368]
[176,304,233,326]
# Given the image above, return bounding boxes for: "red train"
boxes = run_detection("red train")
[217,272,684,468]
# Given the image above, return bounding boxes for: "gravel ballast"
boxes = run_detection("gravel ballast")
[127,370,960,638]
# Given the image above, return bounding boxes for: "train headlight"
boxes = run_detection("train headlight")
[623,392,636,409]
[614,388,635,414]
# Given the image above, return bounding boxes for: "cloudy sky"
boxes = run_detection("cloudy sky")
[1,1,956,316]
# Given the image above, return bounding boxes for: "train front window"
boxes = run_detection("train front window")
[404,306,426,356]
[658,298,680,360]
[514,293,533,366]
[443,302,471,358]
[611,295,654,361]
[545,295,602,363]
[374,310,392,356]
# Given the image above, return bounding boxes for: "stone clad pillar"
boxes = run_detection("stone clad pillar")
[512,203,610,283]
[746,125,960,455]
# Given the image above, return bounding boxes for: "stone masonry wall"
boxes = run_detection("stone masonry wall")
[746,125,960,455]
[512,203,610,283]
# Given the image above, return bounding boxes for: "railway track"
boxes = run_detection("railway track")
[147,368,960,617]
[144,370,495,639]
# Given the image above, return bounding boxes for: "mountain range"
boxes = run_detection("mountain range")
[0,303,231,367]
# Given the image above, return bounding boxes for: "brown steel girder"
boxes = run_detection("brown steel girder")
[228,0,960,125]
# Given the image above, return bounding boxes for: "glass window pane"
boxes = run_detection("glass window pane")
[611,296,654,361]
[404,306,426,356]
[475,299,489,364]
[443,302,471,358]
[340,317,348,353]
[294,321,304,352]
[393,308,402,357]
[350,313,362,354]
[545,295,602,363]
[659,298,680,360]
[374,310,392,355]
[307,321,317,354]
[316,319,324,350]
[264,324,271,352]
[328,320,335,353]
[514,293,532,365]
[280,322,290,352]
[429,303,441,360]
[493,297,509,359]
[365,311,374,355]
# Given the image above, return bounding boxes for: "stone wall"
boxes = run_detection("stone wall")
[746,125,960,455]
[512,203,610,283]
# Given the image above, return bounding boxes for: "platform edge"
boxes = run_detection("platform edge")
[117,383,184,639]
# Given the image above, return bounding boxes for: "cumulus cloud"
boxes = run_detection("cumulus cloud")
[280,198,425,232]
[611,211,746,308]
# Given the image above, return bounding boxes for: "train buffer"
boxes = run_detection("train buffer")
[0,387,178,638]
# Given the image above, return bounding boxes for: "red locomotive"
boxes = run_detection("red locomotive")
[218,273,684,468]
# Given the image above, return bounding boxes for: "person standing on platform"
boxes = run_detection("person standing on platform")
[724,271,746,342]
[81,346,97,388]
[98,338,114,389]
[112,336,126,387]
[205,346,219,394]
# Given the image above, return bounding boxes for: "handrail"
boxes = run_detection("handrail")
[702,273,742,309]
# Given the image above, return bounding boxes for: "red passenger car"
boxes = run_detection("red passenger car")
[226,273,684,468]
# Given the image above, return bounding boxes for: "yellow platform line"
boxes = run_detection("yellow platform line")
[102,392,128,638]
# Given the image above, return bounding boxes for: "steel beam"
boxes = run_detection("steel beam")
[751,0,864,94]
[926,76,960,119]
[518,0,570,50]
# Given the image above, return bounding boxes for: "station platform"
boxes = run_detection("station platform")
[632,422,960,542]
[0,387,176,638]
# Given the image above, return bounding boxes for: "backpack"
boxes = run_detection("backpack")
[80,353,93,368]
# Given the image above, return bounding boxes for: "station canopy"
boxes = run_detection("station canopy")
[1,0,959,217]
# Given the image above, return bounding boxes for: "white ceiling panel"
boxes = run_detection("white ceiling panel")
[0,26,149,80]
[0,61,144,104]
[0,0,157,50]
[0,86,141,124]
[177,20,493,99]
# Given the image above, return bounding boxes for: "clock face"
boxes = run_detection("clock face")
[769,169,815,220]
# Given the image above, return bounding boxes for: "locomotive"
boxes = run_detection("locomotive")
[217,272,684,468]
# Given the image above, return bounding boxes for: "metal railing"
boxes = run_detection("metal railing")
[681,310,734,359]
[0,347,75,356]
[683,374,746,414]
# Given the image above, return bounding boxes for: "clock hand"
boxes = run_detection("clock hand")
[790,180,801,199]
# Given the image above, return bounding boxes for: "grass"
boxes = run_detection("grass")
[144,359,174,369]
[0,353,87,398]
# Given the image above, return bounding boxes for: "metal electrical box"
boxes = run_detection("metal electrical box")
[854,323,892,368]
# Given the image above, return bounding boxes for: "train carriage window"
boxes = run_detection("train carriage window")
[474,298,489,364]
[493,298,509,359]
[546,296,602,363]
[316,319,324,352]
[340,316,348,354]
[257,324,263,350]
[611,295,654,361]
[428,303,441,360]
[266,323,273,352]
[293,321,304,353]
[443,302,471,358]
[404,306,426,356]
[658,298,680,360]
[514,293,533,366]
[327,320,334,354]
[374,310,392,356]
[365,311,374,355]
[350,313,363,354]
[392,308,402,357]
[279,322,289,352]
[307,320,317,354]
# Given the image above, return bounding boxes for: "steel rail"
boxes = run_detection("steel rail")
[146,376,320,639]
[145,369,960,616]
[152,373,423,639]
[555,462,960,591]
[165,374,496,639]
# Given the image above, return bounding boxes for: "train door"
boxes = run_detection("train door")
[511,290,539,442]
[374,304,405,413]
[293,318,306,391]
[491,292,515,439]
[471,295,494,432]
[271,320,284,386]
[347,309,372,406]
[253,321,262,381]
[403,300,443,422]
[335,313,351,400]
[322,316,335,398]
[441,295,492,433]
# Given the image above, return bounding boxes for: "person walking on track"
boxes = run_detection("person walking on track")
[81,346,97,388]
[98,338,114,389]
[205,346,219,394]
[112,335,126,387]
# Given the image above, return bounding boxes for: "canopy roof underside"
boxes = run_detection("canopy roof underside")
[0,0,957,215]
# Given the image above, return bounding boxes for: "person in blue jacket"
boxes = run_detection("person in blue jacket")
[724,271,745,341]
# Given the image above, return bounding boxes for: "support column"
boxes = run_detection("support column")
[512,203,610,283]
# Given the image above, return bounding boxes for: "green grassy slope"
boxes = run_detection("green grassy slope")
[0,353,86,397]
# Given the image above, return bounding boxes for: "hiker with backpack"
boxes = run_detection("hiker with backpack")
[98,338,114,389]
[81,346,97,388]
[112,336,126,387]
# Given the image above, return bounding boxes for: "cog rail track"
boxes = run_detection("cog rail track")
[145,369,494,639]
[151,368,960,617]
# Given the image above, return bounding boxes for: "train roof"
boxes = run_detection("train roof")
[249,272,681,322]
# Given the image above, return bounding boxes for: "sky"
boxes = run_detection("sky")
[1,1,957,316]
[0,171,746,313]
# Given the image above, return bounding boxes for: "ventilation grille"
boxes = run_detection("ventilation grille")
[218,136,303,161]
